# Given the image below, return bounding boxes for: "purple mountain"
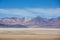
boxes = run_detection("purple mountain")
[0,16,60,28]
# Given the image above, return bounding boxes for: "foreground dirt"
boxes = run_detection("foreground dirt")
[0,35,60,40]
[0,30,60,40]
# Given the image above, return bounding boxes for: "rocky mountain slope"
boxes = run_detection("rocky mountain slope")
[0,16,60,28]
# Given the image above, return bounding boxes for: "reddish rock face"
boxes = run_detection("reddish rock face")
[0,18,25,25]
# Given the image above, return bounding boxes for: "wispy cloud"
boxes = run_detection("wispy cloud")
[0,9,34,17]
[0,8,60,18]
[27,8,60,16]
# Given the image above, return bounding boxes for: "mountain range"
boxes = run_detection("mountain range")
[0,16,60,28]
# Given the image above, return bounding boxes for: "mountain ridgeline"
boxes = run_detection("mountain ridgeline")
[0,16,60,28]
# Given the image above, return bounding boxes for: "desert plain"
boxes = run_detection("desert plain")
[0,28,60,40]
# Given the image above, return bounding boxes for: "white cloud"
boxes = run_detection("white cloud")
[27,8,60,18]
[0,8,39,18]
[0,9,33,17]
[27,8,60,15]
[0,8,60,18]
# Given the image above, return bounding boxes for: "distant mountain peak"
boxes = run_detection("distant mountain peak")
[0,16,60,28]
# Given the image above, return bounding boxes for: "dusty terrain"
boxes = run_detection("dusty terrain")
[0,28,60,40]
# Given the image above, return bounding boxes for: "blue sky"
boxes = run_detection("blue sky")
[0,0,60,18]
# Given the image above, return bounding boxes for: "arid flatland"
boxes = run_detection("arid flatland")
[0,28,60,40]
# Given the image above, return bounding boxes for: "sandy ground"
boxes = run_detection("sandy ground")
[0,28,60,40]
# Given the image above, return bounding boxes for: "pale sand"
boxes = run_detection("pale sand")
[0,28,60,40]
